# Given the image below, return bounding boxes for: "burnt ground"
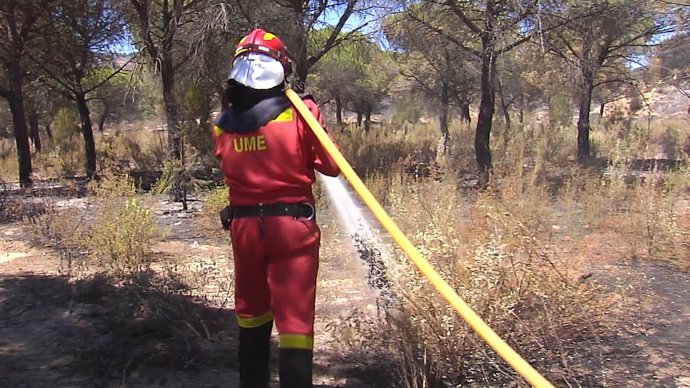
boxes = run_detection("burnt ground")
[1,189,689,388]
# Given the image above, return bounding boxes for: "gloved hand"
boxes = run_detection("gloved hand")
[219,206,232,230]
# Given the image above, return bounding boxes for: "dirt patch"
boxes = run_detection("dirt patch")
[0,226,35,264]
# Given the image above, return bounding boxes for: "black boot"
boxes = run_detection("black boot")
[239,320,273,388]
[279,348,313,388]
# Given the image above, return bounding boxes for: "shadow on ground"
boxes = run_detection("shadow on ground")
[0,273,396,388]
[0,272,238,387]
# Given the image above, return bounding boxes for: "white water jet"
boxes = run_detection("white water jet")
[318,173,395,304]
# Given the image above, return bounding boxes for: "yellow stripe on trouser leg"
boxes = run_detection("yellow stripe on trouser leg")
[237,311,273,328]
[279,334,313,349]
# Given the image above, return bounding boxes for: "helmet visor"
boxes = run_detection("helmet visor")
[228,52,285,90]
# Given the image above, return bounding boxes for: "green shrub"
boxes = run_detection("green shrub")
[80,174,160,276]
[548,91,572,129]
[35,107,84,177]
[392,94,425,125]
[201,185,229,226]
[52,107,80,148]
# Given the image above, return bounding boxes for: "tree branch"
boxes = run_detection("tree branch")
[25,52,77,95]
[443,0,482,35]
[84,55,137,95]
[405,11,481,57]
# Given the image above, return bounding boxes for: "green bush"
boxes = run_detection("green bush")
[201,185,229,226]
[52,107,80,149]
[37,107,84,177]
[80,174,160,276]
[548,91,572,129]
[392,94,425,125]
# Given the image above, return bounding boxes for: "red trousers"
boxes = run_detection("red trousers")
[231,214,320,348]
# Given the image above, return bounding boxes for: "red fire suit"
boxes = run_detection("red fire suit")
[212,96,339,351]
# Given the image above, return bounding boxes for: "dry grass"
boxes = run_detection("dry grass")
[372,175,614,387]
[96,129,168,172]
[328,115,690,387]
[337,123,439,180]
[0,127,168,182]
[0,138,17,181]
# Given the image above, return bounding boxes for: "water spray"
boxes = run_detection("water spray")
[318,173,396,306]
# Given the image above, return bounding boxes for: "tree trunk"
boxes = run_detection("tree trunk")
[459,100,471,123]
[335,95,343,126]
[198,94,211,132]
[438,82,450,155]
[6,68,33,187]
[497,79,511,129]
[293,61,309,93]
[452,94,471,123]
[475,35,497,175]
[75,92,97,178]
[98,103,110,133]
[161,54,182,161]
[599,101,606,118]
[364,109,372,133]
[28,107,41,153]
[356,112,363,128]
[292,16,309,94]
[45,123,53,141]
[219,85,229,112]
[577,70,595,161]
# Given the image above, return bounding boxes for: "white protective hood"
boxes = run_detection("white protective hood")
[228,52,285,90]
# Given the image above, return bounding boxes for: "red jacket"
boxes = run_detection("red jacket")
[213,98,339,206]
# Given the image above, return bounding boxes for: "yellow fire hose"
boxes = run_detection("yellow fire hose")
[286,88,556,388]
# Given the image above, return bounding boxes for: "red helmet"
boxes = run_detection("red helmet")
[234,28,292,76]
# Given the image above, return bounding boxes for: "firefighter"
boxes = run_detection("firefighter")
[211,28,340,388]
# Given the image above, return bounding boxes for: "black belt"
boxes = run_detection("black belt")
[220,202,315,230]
[231,202,315,220]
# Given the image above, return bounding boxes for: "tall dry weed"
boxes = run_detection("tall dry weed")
[337,124,437,180]
[0,139,17,181]
[615,168,689,267]
[364,166,620,387]
[97,129,168,172]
